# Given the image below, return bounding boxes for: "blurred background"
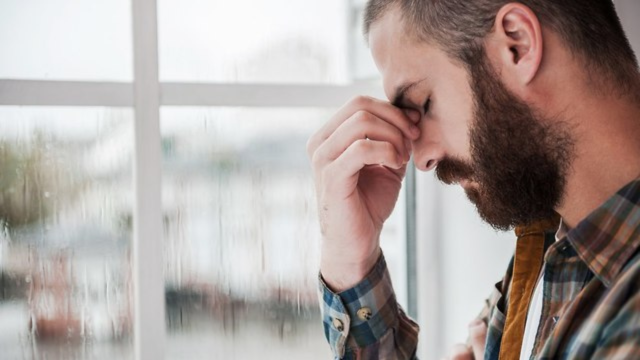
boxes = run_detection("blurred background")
[0,1,638,359]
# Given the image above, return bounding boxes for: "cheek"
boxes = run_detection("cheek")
[430,98,474,158]
[430,68,475,158]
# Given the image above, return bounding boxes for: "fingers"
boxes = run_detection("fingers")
[312,111,410,172]
[443,344,474,360]
[306,96,419,157]
[469,319,488,360]
[322,139,404,196]
[442,320,487,360]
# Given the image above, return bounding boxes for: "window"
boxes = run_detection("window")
[160,107,408,359]
[158,0,349,84]
[0,0,132,81]
[0,107,134,359]
[0,1,410,360]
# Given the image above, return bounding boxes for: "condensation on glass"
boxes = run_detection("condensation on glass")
[158,0,352,84]
[0,107,134,360]
[0,0,132,81]
[160,108,406,359]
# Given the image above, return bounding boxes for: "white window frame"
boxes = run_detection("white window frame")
[0,1,419,359]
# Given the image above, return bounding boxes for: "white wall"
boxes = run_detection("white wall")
[416,174,515,360]
[438,184,515,353]
[617,0,640,58]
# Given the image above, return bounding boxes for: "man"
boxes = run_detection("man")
[306,0,640,359]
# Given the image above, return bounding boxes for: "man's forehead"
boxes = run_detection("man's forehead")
[368,9,434,102]
[368,7,409,54]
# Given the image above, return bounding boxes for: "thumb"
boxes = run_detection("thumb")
[468,319,488,360]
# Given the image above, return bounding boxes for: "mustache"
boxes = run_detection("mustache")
[435,157,475,185]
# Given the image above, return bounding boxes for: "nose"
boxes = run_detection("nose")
[412,122,445,172]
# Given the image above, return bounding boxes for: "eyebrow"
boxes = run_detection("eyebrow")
[391,78,429,109]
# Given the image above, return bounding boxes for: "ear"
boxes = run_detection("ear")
[487,3,543,86]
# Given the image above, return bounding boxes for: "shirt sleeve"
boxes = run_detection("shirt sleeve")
[317,252,420,360]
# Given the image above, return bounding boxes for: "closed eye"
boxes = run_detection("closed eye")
[423,98,431,115]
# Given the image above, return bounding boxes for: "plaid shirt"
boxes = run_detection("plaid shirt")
[318,179,640,359]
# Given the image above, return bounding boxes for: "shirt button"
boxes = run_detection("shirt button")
[357,307,373,321]
[332,318,344,332]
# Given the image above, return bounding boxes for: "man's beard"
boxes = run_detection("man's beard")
[436,49,574,231]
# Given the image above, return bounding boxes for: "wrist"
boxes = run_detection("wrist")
[320,247,382,293]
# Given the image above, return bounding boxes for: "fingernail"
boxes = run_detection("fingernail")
[410,125,420,137]
[407,110,420,123]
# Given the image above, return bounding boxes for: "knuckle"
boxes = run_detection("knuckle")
[306,136,317,158]
[351,110,373,126]
[350,95,372,109]
[352,139,370,153]
[311,149,325,169]
[383,141,396,154]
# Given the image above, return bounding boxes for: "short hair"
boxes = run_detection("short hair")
[364,0,639,92]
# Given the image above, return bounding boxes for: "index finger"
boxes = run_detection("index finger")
[307,96,420,155]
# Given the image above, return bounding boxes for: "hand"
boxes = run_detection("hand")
[442,320,488,360]
[306,96,420,292]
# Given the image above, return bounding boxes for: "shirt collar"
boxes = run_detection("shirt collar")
[555,219,568,242]
[563,179,640,288]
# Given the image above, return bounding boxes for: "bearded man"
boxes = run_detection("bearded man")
[307,0,640,359]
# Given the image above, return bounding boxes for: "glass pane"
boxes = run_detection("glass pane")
[158,0,351,84]
[351,2,381,81]
[0,107,134,359]
[161,107,406,359]
[0,0,132,81]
